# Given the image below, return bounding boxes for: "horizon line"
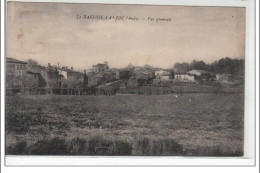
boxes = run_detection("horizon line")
[6,56,245,72]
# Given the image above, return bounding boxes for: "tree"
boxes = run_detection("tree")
[119,70,132,80]
[27,59,38,66]
[173,57,244,76]
[190,60,206,70]
[213,57,244,75]
[173,62,190,73]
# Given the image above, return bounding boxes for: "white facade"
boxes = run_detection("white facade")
[187,70,210,76]
[175,74,195,82]
[161,76,170,81]
[155,70,171,81]
[155,70,170,76]
[58,69,68,79]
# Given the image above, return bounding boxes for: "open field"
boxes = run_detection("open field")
[5,93,244,156]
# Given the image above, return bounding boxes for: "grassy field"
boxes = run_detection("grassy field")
[5,93,244,156]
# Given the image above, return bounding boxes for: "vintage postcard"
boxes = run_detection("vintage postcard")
[4,0,251,165]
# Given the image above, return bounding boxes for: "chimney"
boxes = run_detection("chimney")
[65,66,67,69]
[84,70,86,74]
[48,63,51,67]
[58,63,59,67]
[71,67,73,70]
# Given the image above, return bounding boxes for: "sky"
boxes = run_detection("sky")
[7,2,246,70]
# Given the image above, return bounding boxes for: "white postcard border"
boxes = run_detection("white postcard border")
[1,0,257,167]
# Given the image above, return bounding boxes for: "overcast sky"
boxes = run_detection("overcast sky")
[7,2,245,70]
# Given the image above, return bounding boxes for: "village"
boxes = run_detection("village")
[5,57,245,157]
[6,57,243,96]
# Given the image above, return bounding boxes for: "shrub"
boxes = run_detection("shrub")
[6,141,28,155]
[112,141,132,155]
[68,137,87,155]
[135,138,185,156]
[29,137,69,155]
[189,145,243,157]
[136,137,151,155]
[6,137,242,156]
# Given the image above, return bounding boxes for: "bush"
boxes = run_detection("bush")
[6,141,28,155]
[7,137,132,156]
[135,138,185,156]
[29,137,69,155]
[68,138,87,155]
[112,141,132,155]
[189,145,243,157]
[6,137,242,156]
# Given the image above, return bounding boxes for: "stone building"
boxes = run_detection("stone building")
[6,57,28,88]
[87,72,104,87]
[186,70,211,81]
[174,73,195,82]
[92,61,109,73]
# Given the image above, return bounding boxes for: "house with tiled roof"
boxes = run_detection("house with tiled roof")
[6,57,28,88]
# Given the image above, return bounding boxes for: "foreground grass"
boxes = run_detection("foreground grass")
[7,136,242,156]
[6,93,244,156]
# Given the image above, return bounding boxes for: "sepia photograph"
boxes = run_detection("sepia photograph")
[5,1,246,158]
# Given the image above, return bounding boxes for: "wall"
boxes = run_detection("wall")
[161,76,170,81]
[175,74,195,82]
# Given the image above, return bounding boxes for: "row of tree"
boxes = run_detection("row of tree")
[173,57,244,76]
